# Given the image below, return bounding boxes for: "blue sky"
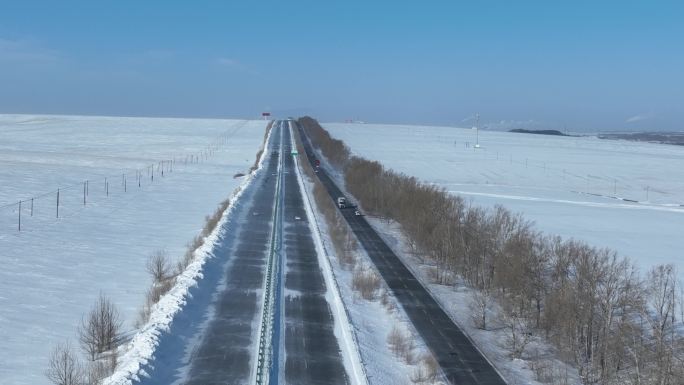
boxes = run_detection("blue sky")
[0,1,682,131]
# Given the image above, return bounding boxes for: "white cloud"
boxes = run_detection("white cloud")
[485,119,541,131]
[625,114,650,123]
[0,37,60,65]
[215,57,259,75]
[216,57,239,67]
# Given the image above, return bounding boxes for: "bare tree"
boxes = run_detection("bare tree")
[78,293,122,361]
[469,290,493,330]
[79,308,99,361]
[45,341,84,385]
[500,308,534,359]
[147,249,171,283]
[644,264,678,384]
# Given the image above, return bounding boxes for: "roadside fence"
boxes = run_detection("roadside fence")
[0,121,249,233]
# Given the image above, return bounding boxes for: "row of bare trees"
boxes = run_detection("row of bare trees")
[299,116,684,385]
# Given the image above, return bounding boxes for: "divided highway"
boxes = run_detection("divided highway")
[135,121,350,385]
[296,122,508,385]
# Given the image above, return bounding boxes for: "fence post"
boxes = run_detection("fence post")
[18,200,21,231]
[83,181,87,206]
[124,174,127,192]
[56,189,60,218]
[31,197,34,216]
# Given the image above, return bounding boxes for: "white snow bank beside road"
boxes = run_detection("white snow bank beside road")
[0,115,268,385]
[325,122,684,281]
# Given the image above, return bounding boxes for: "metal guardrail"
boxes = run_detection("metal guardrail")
[255,123,284,385]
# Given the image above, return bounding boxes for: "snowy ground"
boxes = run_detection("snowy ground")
[325,123,684,279]
[0,114,268,385]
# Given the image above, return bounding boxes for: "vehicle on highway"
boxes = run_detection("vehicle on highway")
[337,196,346,208]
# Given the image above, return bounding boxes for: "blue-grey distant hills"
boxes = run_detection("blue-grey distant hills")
[599,132,684,146]
[508,128,572,136]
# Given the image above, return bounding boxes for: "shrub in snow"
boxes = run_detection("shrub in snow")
[352,267,381,300]
[410,353,440,384]
[387,325,416,365]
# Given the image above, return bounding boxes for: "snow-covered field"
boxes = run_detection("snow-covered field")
[325,123,684,279]
[0,114,268,385]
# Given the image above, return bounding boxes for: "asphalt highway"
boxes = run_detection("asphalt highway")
[132,120,351,385]
[279,121,349,384]
[182,122,283,385]
[296,122,508,385]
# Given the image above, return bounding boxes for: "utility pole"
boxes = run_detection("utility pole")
[474,113,481,149]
